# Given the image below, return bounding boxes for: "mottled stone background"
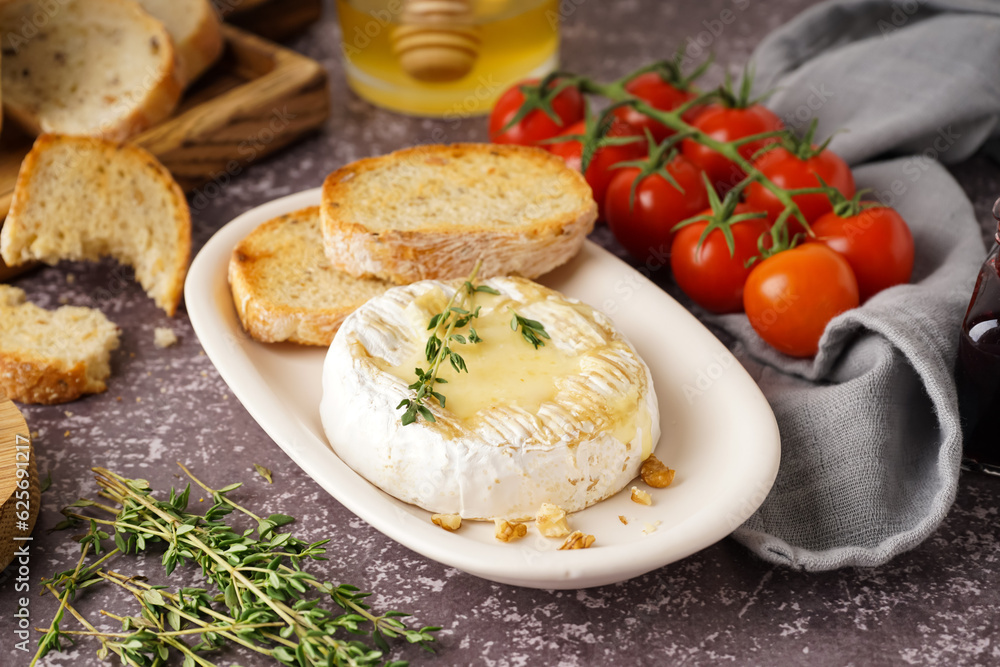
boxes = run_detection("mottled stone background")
[2,0,999,665]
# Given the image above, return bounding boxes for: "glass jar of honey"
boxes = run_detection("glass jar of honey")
[336,0,560,117]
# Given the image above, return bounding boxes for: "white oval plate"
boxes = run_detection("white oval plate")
[186,188,780,589]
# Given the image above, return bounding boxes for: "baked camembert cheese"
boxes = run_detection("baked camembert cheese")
[320,276,660,521]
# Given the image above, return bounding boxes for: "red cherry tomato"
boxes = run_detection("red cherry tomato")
[681,104,784,191]
[670,204,771,314]
[613,73,704,143]
[605,157,709,263]
[489,78,586,146]
[743,244,859,357]
[809,205,914,302]
[745,146,856,225]
[547,119,647,218]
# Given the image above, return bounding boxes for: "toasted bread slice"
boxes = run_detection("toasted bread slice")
[0,285,120,404]
[0,134,191,316]
[230,207,391,346]
[137,0,223,85]
[0,0,182,141]
[320,144,597,284]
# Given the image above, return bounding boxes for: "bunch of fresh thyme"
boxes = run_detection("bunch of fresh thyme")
[33,464,440,667]
[396,261,550,426]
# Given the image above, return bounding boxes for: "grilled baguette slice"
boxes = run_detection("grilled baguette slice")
[229,207,391,346]
[0,134,191,317]
[0,0,182,141]
[0,286,120,405]
[137,0,223,85]
[320,143,597,284]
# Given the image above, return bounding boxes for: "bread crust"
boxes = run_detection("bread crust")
[320,143,598,284]
[229,207,388,346]
[178,3,224,85]
[139,0,224,86]
[0,0,184,142]
[1,134,191,316]
[0,351,103,405]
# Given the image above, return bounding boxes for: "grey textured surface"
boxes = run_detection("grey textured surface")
[2,0,999,665]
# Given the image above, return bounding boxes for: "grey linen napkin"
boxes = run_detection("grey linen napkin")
[698,0,999,569]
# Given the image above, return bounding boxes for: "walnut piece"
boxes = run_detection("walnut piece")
[630,486,652,506]
[431,513,462,531]
[494,519,527,542]
[641,455,675,488]
[558,531,596,550]
[535,502,570,537]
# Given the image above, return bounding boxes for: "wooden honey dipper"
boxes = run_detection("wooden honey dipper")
[391,0,482,83]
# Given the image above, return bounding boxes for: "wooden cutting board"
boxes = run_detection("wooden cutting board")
[0,392,38,571]
[0,23,330,282]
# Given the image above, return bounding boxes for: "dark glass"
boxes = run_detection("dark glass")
[956,199,1000,474]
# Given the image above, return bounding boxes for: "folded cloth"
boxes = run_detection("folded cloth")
[702,0,998,569]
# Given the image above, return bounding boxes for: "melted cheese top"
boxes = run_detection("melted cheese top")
[375,287,582,421]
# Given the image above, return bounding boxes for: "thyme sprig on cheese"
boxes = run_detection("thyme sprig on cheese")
[509,309,550,349]
[397,262,551,426]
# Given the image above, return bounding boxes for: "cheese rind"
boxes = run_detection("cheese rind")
[320,277,661,521]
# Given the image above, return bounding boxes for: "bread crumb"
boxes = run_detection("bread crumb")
[160,387,167,394]
[64,411,73,417]
[154,327,177,348]
[135,397,142,403]
[30,431,39,439]
[618,515,628,525]
[116,396,122,402]
[63,430,70,437]
[631,486,652,506]
[66,273,75,284]
[57,296,69,305]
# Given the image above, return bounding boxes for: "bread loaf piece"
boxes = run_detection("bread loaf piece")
[0,285,120,405]
[137,0,224,85]
[0,0,182,141]
[0,134,191,316]
[320,144,597,284]
[229,207,391,346]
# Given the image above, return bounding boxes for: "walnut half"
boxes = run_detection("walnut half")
[559,531,596,550]
[494,519,527,543]
[535,503,571,537]
[641,455,676,488]
[431,513,462,531]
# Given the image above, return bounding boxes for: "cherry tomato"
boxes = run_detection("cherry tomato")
[743,244,859,357]
[681,104,784,191]
[613,73,703,143]
[489,78,586,146]
[670,204,771,314]
[745,146,856,225]
[809,205,914,302]
[605,157,709,264]
[548,119,646,218]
